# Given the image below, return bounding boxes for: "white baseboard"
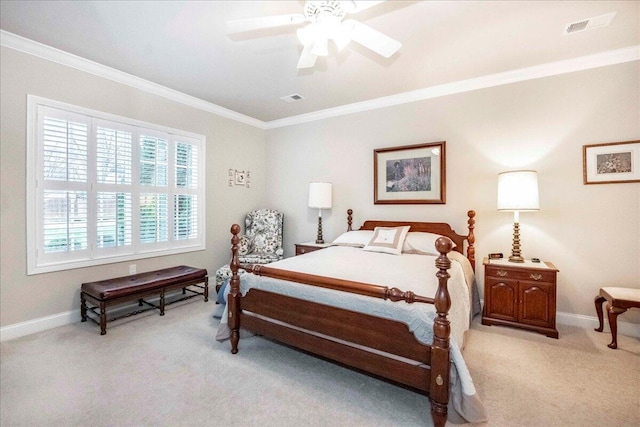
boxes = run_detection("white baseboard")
[556,311,640,339]
[0,293,184,342]
[2,306,638,342]
[0,309,82,342]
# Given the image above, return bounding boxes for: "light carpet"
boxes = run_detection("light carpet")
[1,299,638,426]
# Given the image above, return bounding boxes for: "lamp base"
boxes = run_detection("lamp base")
[316,216,324,244]
[509,221,524,263]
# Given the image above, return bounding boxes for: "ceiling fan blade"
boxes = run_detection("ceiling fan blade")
[340,1,386,14]
[344,19,401,58]
[226,14,306,34]
[297,44,318,69]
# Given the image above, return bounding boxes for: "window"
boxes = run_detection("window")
[27,96,206,274]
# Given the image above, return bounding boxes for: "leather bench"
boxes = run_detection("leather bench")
[594,287,640,349]
[81,265,208,335]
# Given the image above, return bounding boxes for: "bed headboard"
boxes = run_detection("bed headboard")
[348,209,476,270]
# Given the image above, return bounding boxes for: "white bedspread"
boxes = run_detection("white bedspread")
[216,246,487,423]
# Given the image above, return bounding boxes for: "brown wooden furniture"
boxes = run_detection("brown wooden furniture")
[295,241,330,256]
[482,258,558,338]
[226,209,476,427]
[594,287,640,349]
[81,265,208,335]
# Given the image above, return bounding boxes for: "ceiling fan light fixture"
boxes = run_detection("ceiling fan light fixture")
[312,38,329,56]
[332,22,352,51]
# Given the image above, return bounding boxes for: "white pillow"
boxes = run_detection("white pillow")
[362,226,410,255]
[402,232,456,256]
[331,230,374,248]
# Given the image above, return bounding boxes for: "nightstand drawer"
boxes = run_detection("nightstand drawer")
[485,266,555,283]
[295,243,328,256]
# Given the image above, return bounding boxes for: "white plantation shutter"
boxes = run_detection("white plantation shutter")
[174,140,199,242]
[95,122,133,251]
[42,190,88,252]
[96,126,132,185]
[139,193,169,244]
[174,195,198,240]
[97,192,132,248]
[28,96,205,274]
[39,108,90,259]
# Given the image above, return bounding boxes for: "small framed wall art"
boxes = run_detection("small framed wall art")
[583,140,640,184]
[235,170,246,186]
[374,141,446,204]
[228,169,251,188]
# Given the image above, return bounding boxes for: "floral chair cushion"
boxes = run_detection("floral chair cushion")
[214,209,284,290]
[240,208,284,264]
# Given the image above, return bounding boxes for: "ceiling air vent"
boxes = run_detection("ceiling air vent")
[564,12,616,35]
[280,94,305,103]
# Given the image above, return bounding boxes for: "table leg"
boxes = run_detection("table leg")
[606,303,627,349]
[594,295,606,332]
[81,293,87,322]
[99,302,107,335]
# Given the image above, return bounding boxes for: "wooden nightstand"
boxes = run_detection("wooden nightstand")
[482,257,559,338]
[295,242,331,256]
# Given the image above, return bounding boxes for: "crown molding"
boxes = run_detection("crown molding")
[265,44,640,129]
[2,30,638,131]
[0,30,266,129]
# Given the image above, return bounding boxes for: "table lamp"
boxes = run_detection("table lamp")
[308,182,332,244]
[497,170,539,263]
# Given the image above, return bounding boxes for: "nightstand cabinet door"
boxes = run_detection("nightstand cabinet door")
[482,258,559,338]
[519,281,556,328]
[485,277,519,322]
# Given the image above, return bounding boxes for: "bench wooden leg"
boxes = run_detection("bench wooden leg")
[160,290,165,316]
[204,278,209,302]
[99,302,107,335]
[81,293,87,322]
[594,295,606,332]
[606,303,627,349]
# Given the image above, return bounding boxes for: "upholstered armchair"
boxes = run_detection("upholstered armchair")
[215,208,284,292]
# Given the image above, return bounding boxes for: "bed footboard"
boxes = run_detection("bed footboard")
[226,213,456,427]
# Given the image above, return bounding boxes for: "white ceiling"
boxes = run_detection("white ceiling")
[1,1,639,125]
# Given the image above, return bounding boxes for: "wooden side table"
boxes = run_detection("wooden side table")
[295,242,331,256]
[482,257,559,338]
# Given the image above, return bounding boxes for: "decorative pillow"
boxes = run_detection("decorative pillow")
[402,232,456,256]
[331,230,374,248]
[238,235,253,256]
[362,226,410,255]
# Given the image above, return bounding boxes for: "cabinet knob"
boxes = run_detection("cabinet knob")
[496,270,507,277]
[530,273,543,281]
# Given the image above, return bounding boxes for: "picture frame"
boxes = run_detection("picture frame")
[374,141,446,204]
[583,140,640,184]
[234,170,246,186]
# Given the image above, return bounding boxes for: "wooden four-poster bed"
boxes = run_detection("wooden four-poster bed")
[223,209,477,427]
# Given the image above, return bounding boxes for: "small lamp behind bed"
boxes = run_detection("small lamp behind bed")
[308,182,332,244]
[497,170,539,263]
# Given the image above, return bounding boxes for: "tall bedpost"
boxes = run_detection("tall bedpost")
[467,210,476,272]
[430,237,453,427]
[347,209,353,231]
[229,224,241,354]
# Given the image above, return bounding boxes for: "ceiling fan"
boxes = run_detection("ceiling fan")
[226,1,402,69]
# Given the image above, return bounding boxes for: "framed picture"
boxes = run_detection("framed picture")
[234,170,246,186]
[374,141,446,204]
[583,140,640,184]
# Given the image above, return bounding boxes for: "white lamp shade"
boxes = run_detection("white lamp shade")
[308,182,332,209]
[497,170,539,211]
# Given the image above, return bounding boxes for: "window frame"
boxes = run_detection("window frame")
[26,95,206,275]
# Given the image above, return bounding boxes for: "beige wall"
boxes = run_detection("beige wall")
[0,47,267,327]
[265,62,640,324]
[2,45,639,331]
